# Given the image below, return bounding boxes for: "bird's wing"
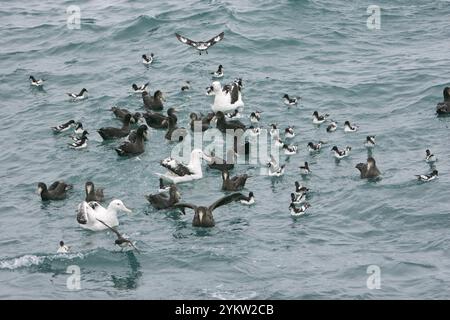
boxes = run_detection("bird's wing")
[205,32,225,48]
[230,83,240,104]
[173,203,197,214]
[175,33,198,48]
[127,240,141,254]
[209,193,245,212]
[96,218,122,238]
[160,158,192,176]
[48,181,60,191]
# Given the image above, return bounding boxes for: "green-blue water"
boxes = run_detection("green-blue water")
[0,0,449,299]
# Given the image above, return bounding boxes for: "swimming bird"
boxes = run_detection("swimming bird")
[207,80,244,113]
[331,145,351,159]
[57,241,70,254]
[145,184,180,210]
[267,154,285,177]
[173,193,246,227]
[67,88,88,100]
[98,114,132,140]
[299,162,311,175]
[436,87,450,115]
[85,181,104,202]
[425,149,437,163]
[132,82,149,93]
[76,199,132,231]
[221,170,249,191]
[289,202,311,217]
[29,75,44,87]
[365,136,376,148]
[142,53,154,65]
[307,141,325,152]
[143,107,176,129]
[111,107,141,124]
[294,181,310,197]
[283,94,300,106]
[225,109,242,119]
[269,124,280,138]
[415,170,438,182]
[68,134,88,149]
[157,149,209,184]
[214,111,246,133]
[355,157,381,179]
[142,90,164,111]
[165,111,188,142]
[284,126,295,139]
[115,125,148,157]
[189,112,213,132]
[239,192,255,205]
[312,111,329,124]
[70,130,88,142]
[211,64,224,78]
[37,181,72,201]
[274,137,284,148]
[159,178,170,193]
[181,81,191,91]
[206,149,236,172]
[51,120,76,133]
[291,192,306,205]
[175,32,224,55]
[249,111,261,124]
[96,219,140,253]
[282,143,298,155]
[344,121,359,132]
[326,120,337,132]
[73,122,84,135]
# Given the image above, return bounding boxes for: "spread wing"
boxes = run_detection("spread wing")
[96,218,122,238]
[206,32,224,48]
[175,33,198,48]
[172,203,197,214]
[160,158,193,176]
[209,193,245,212]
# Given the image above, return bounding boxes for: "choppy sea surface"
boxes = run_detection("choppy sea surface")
[0,0,449,299]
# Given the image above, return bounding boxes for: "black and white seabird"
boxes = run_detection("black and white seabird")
[68,134,88,149]
[142,53,154,65]
[173,193,246,227]
[225,109,242,119]
[331,145,351,159]
[67,88,88,100]
[51,120,76,133]
[283,94,300,106]
[282,143,298,155]
[29,75,44,87]
[71,130,88,142]
[221,170,249,191]
[312,111,329,124]
[415,170,438,182]
[181,81,191,91]
[74,122,84,135]
[249,111,261,124]
[355,157,381,179]
[145,184,180,210]
[289,202,311,217]
[291,192,306,205]
[436,87,450,115]
[142,90,164,111]
[85,181,104,202]
[365,136,376,148]
[115,125,148,157]
[294,181,310,196]
[344,120,359,132]
[175,32,224,55]
[211,64,224,78]
[299,162,310,175]
[267,154,285,177]
[326,121,337,132]
[98,114,132,140]
[132,82,149,93]
[96,219,140,253]
[425,149,437,163]
[284,126,295,139]
[37,181,72,201]
[307,141,325,152]
[239,192,255,205]
[270,124,280,138]
[57,241,70,254]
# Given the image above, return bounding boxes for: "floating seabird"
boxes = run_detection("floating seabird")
[68,134,88,149]
[425,149,437,163]
[115,125,148,157]
[284,126,295,139]
[207,80,244,113]
[282,143,298,155]
[96,219,140,253]
[283,94,300,106]
[71,130,88,142]
[267,154,285,177]
[294,181,310,197]
[175,32,224,55]
[415,170,438,182]
[213,111,246,133]
[221,170,249,191]
[74,122,84,135]
[291,192,306,205]
[157,149,209,184]
[51,120,76,133]
[365,136,376,148]
[132,82,149,93]
[85,181,104,202]
[145,184,180,210]
[299,162,311,175]
[173,193,246,227]
[331,145,351,159]
[98,114,132,140]
[165,111,187,142]
[144,107,176,129]
[326,120,337,132]
[289,202,311,217]
[29,75,44,87]
[312,111,329,124]
[249,111,261,124]
[57,241,70,254]
[67,88,88,100]
[355,157,381,179]
[307,141,325,152]
[76,200,132,231]
[239,192,255,205]
[142,90,164,111]
[37,181,72,201]
[344,120,359,132]
[111,106,141,124]
[269,124,280,138]
[211,64,224,78]
[225,109,242,119]
[436,87,450,115]
[189,112,213,132]
[142,53,154,65]
[181,81,191,91]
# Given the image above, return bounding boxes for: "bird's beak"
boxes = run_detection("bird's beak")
[199,211,204,223]
[36,187,42,195]
[122,206,132,214]
[202,153,212,162]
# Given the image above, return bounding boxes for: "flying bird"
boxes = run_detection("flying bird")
[175,32,225,55]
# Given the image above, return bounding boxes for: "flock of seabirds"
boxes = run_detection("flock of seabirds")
[28,32,448,254]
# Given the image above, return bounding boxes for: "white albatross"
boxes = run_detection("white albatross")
[76,199,132,231]
[207,80,244,113]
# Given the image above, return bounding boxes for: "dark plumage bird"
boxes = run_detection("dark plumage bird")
[142,90,164,111]
[145,184,180,210]
[66,88,88,100]
[143,108,177,129]
[165,110,187,142]
[190,112,213,132]
[355,157,381,179]
[221,170,249,191]
[415,170,439,182]
[37,181,72,201]
[214,111,246,133]
[175,32,224,55]
[173,193,247,227]
[299,162,311,175]
[98,114,132,140]
[115,125,148,156]
[96,219,140,253]
[29,75,44,86]
[206,149,236,172]
[131,82,149,93]
[85,181,104,202]
[436,87,450,115]
[111,106,141,124]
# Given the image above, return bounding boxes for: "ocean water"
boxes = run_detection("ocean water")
[0,0,449,299]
